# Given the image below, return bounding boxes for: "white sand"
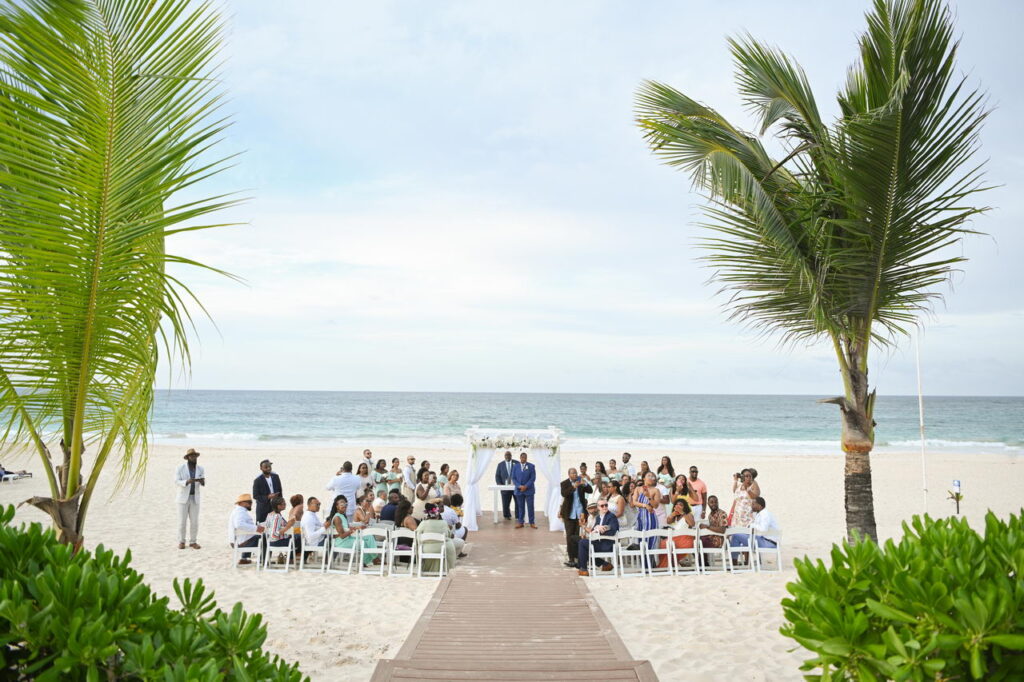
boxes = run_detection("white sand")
[1,444,1018,681]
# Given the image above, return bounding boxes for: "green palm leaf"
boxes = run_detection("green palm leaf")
[0,0,239,544]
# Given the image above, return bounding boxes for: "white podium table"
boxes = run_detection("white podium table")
[487,485,516,523]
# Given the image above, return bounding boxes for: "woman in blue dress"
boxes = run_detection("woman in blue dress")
[631,471,661,549]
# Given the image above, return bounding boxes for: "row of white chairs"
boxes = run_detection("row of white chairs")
[586,526,782,577]
[231,521,450,578]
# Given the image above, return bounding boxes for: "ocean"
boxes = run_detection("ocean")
[151,391,1023,455]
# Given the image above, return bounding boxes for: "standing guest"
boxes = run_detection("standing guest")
[414,470,443,520]
[605,480,626,521]
[559,468,592,568]
[227,494,263,565]
[401,456,417,500]
[670,475,692,507]
[251,459,282,523]
[443,469,462,499]
[438,463,450,488]
[620,452,637,477]
[657,456,675,488]
[654,476,671,527]
[380,490,401,522]
[587,477,605,507]
[512,451,537,529]
[632,472,661,548]
[638,460,652,482]
[688,465,708,520]
[578,462,590,483]
[174,448,205,550]
[657,499,697,569]
[360,448,375,473]
[494,451,517,521]
[264,497,295,559]
[353,492,376,528]
[356,461,373,498]
[620,479,637,530]
[607,459,621,482]
[577,500,618,575]
[373,459,389,498]
[593,461,609,484]
[699,495,729,547]
[417,460,431,483]
[729,468,760,527]
[300,497,326,553]
[326,461,362,520]
[387,458,404,494]
[417,503,457,572]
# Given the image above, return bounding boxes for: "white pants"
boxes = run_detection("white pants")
[453,537,466,555]
[177,497,200,544]
[692,504,704,521]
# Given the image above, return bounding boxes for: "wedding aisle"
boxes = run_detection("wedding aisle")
[371,520,657,681]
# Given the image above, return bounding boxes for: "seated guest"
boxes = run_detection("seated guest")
[395,499,418,532]
[300,496,326,554]
[577,500,619,576]
[288,494,304,550]
[449,493,468,541]
[416,503,457,572]
[227,493,263,565]
[327,495,379,567]
[353,492,376,528]
[658,499,696,569]
[440,496,467,557]
[265,497,295,550]
[729,496,778,564]
[698,495,728,546]
[372,490,387,515]
[380,490,401,522]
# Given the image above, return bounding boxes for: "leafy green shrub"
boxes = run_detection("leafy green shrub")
[781,510,1024,680]
[0,506,307,680]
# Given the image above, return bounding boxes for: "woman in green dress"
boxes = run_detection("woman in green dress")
[416,503,456,573]
[437,463,450,489]
[373,458,389,498]
[656,456,675,489]
[327,495,379,567]
[387,458,404,493]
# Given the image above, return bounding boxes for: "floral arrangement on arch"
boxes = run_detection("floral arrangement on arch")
[470,434,559,455]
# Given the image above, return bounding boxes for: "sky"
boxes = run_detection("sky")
[163,0,1024,396]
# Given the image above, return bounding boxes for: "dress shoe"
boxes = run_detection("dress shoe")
[178,542,186,549]
[563,560,577,568]
[601,564,614,572]
[578,569,590,576]
[514,523,524,528]
[529,523,537,529]
[189,543,201,549]
[237,559,252,565]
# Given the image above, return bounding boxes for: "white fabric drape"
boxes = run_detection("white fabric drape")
[463,446,496,531]
[531,446,564,532]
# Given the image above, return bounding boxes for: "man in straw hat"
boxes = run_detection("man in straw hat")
[174,448,205,549]
[228,493,263,565]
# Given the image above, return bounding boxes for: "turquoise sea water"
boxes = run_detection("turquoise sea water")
[151,391,1023,455]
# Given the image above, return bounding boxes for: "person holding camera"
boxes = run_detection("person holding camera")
[559,467,592,568]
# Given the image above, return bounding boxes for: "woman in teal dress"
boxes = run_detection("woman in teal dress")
[656,456,675,489]
[437,463,450,489]
[327,495,379,567]
[387,458,404,493]
[373,458,389,498]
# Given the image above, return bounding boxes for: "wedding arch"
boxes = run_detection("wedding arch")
[462,426,564,532]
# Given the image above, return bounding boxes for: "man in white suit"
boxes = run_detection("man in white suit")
[175,448,205,549]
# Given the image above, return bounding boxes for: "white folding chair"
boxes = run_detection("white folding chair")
[416,532,447,578]
[299,528,332,572]
[615,530,646,578]
[372,520,396,530]
[670,528,701,575]
[263,533,295,572]
[232,530,262,569]
[587,534,618,578]
[643,528,674,576]
[697,528,728,573]
[326,534,358,574]
[388,528,417,577]
[753,530,783,572]
[359,528,390,576]
[725,527,755,573]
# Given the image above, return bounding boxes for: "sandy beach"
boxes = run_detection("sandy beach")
[0,444,1018,681]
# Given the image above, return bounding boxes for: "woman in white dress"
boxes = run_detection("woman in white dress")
[605,480,626,522]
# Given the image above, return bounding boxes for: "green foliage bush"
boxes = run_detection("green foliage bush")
[0,506,307,680]
[781,510,1024,680]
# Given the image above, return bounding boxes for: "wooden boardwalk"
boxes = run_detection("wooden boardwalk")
[372,517,657,681]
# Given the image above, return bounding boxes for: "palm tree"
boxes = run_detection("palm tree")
[0,0,238,546]
[635,0,988,541]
